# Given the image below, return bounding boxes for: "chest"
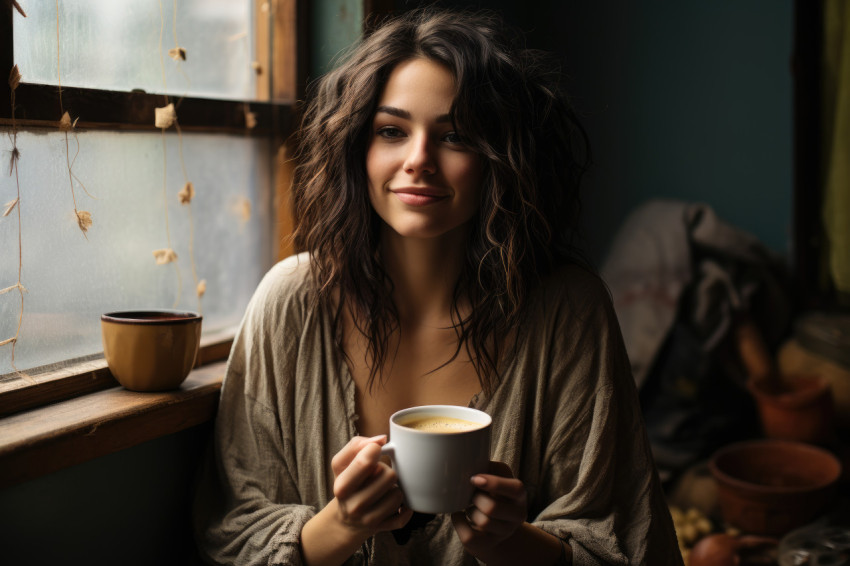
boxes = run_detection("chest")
[343,325,482,437]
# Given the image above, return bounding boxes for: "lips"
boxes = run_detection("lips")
[390,187,449,206]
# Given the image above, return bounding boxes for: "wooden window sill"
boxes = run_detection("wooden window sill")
[0,361,225,489]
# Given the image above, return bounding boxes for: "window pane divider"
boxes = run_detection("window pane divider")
[1,83,293,136]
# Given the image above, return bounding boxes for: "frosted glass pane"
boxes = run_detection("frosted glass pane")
[0,130,273,375]
[13,0,256,101]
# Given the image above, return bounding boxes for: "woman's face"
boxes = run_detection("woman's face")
[366,58,483,241]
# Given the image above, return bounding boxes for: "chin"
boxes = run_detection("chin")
[387,225,450,240]
[381,218,471,242]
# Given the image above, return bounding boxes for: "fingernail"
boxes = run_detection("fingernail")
[471,475,486,486]
[367,434,387,442]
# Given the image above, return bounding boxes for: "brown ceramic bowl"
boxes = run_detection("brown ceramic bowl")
[101,310,202,392]
[709,439,842,536]
[747,375,834,444]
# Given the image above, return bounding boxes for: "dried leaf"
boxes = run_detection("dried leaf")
[1,283,24,295]
[3,198,19,217]
[11,0,26,17]
[8,147,20,175]
[251,61,262,75]
[154,103,177,129]
[58,112,79,131]
[196,279,207,297]
[76,210,92,233]
[178,181,195,204]
[0,336,16,347]
[227,31,248,42]
[153,248,178,265]
[236,197,251,223]
[244,110,257,130]
[59,111,73,131]
[168,47,187,61]
[9,65,21,90]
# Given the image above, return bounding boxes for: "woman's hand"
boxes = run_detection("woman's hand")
[301,436,413,566]
[330,435,413,536]
[451,461,528,563]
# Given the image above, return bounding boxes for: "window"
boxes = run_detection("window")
[0,0,304,413]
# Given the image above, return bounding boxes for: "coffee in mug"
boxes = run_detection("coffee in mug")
[399,415,484,433]
[381,405,491,514]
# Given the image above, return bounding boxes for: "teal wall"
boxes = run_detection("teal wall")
[560,1,794,261]
[398,0,794,262]
[310,0,364,78]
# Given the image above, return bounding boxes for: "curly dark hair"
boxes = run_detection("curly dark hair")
[290,8,591,395]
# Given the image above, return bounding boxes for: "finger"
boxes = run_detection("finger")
[465,506,517,537]
[343,480,405,530]
[470,491,525,522]
[341,462,399,514]
[451,510,476,544]
[370,491,413,532]
[470,474,527,502]
[332,435,386,476]
[333,442,386,499]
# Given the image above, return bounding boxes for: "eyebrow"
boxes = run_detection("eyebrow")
[374,105,453,123]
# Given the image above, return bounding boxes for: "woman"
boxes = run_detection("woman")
[195,8,683,566]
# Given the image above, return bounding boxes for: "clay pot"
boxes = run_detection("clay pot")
[747,374,834,444]
[709,439,842,536]
[689,533,778,566]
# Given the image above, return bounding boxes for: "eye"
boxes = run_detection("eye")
[376,126,405,139]
[442,131,464,145]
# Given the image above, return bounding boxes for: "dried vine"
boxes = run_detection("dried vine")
[1,65,27,375]
[230,25,257,229]
[56,0,94,238]
[169,0,204,312]
[152,0,183,308]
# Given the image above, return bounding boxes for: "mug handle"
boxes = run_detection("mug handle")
[380,442,395,459]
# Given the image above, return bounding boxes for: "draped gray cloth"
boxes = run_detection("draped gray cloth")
[601,199,789,480]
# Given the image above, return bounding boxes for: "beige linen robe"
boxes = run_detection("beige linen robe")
[194,253,684,565]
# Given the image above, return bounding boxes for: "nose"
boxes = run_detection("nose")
[403,133,436,177]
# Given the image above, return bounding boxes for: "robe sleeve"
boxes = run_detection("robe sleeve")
[193,257,326,566]
[529,271,684,566]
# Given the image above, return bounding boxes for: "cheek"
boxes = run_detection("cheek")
[451,156,484,202]
[365,144,379,186]
[366,147,390,212]
[366,145,397,191]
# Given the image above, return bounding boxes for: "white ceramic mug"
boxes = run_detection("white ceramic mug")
[381,405,492,514]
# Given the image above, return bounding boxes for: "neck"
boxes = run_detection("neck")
[380,224,469,327]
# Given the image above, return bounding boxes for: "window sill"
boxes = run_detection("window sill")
[0,361,225,489]
[0,332,233,417]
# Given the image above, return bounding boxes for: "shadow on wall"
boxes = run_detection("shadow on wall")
[0,424,212,566]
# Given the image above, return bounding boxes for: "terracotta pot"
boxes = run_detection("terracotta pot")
[709,439,842,536]
[779,336,850,432]
[689,533,778,566]
[747,374,834,444]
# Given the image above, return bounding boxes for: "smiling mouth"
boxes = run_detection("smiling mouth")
[391,188,448,206]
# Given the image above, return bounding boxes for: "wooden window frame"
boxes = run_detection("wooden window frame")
[0,0,308,418]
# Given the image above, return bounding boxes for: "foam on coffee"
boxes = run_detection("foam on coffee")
[399,415,483,433]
